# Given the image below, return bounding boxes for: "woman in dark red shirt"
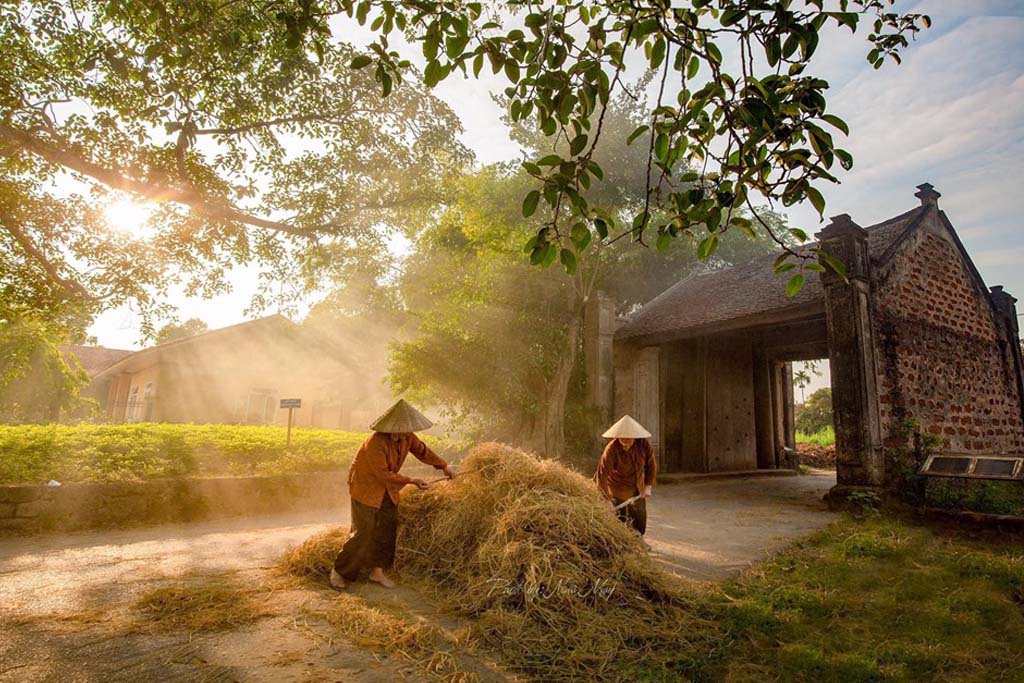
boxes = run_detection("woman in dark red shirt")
[594,415,656,535]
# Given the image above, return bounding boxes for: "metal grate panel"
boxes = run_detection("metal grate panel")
[919,454,1024,481]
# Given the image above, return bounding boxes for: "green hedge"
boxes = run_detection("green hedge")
[0,423,453,484]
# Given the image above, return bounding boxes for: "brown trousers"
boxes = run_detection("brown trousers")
[333,494,398,580]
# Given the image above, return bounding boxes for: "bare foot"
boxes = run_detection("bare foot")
[367,568,396,588]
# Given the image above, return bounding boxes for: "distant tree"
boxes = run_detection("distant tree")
[155,318,209,345]
[0,314,93,424]
[795,387,833,435]
[793,368,812,403]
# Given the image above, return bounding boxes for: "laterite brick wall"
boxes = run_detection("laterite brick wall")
[874,229,1024,453]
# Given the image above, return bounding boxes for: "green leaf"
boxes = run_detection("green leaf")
[654,133,669,162]
[560,248,577,275]
[697,233,718,260]
[821,114,849,136]
[504,60,520,83]
[445,34,469,59]
[835,148,854,171]
[424,60,441,87]
[806,186,826,218]
[570,222,591,250]
[569,134,588,156]
[821,252,848,281]
[766,37,781,67]
[349,55,372,69]
[627,125,649,145]
[706,43,722,65]
[593,218,608,239]
[538,154,562,166]
[721,9,745,26]
[522,190,540,218]
[656,232,671,252]
[789,227,809,243]
[541,243,558,268]
[786,274,805,297]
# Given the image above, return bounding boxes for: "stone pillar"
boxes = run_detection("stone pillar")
[817,214,884,489]
[781,362,797,467]
[990,285,1024,430]
[584,291,616,423]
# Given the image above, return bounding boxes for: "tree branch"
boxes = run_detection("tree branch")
[0,125,316,238]
[0,206,97,301]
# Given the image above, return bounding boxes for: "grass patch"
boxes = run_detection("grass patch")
[715,516,1024,682]
[0,423,453,484]
[923,478,1024,517]
[796,425,835,447]
[134,573,277,633]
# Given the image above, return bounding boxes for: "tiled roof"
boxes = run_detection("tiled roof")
[616,206,925,341]
[60,345,134,377]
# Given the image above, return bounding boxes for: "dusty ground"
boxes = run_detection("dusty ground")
[0,471,836,681]
[649,470,836,581]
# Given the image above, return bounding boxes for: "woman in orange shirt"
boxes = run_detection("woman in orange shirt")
[331,400,453,590]
[594,415,656,535]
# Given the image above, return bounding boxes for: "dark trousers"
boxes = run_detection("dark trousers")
[613,495,647,536]
[333,494,398,580]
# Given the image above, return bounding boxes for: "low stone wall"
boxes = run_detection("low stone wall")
[0,471,347,535]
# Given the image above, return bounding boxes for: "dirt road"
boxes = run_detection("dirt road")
[0,471,836,681]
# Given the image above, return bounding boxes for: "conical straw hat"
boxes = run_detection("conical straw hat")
[370,399,433,433]
[602,415,652,439]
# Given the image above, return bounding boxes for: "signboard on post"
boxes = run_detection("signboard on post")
[280,398,302,447]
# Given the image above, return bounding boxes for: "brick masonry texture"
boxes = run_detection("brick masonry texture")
[874,232,1024,453]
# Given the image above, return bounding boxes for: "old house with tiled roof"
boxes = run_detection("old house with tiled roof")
[589,185,1024,498]
[60,345,134,377]
[75,315,392,430]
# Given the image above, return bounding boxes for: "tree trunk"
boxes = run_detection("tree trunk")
[540,309,583,458]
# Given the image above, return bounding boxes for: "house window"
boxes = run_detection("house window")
[125,385,140,422]
[243,388,277,425]
[142,382,154,421]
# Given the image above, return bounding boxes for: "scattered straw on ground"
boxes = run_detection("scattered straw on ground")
[279,526,349,582]
[134,573,278,633]
[308,594,484,683]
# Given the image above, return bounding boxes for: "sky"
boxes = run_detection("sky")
[89,0,1024,370]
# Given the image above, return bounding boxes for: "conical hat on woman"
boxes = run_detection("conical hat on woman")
[602,415,652,439]
[370,399,433,433]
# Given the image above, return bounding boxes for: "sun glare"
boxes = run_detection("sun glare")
[104,199,154,239]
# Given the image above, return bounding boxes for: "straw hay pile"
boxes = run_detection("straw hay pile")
[395,442,721,682]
